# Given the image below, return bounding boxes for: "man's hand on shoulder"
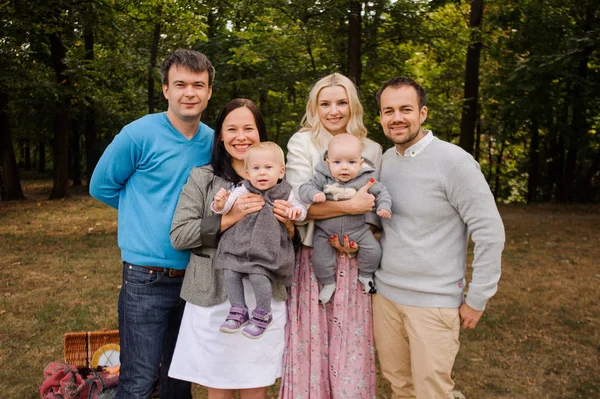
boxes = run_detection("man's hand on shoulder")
[459,302,484,329]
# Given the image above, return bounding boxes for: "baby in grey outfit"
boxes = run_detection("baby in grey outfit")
[213,142,306,338]
[298,133,392,303]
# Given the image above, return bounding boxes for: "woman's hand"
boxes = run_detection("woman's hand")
[273,199,296,239]
[220,193,264,232]
[306,179,376,220]
[329,234,359,254]
[347,179,376,215]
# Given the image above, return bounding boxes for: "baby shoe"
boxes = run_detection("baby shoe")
[219,306,249,333]
[242,307,273,339]
[358,276,377,294]
[319,282,337,304]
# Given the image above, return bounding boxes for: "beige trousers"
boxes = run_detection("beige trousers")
[373,294,460,399]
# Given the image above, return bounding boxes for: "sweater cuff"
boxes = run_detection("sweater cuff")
[200,214,222,248]
[465,291,489,311]
[365,211,381,229]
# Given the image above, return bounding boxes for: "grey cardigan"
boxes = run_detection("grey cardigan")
[170,165,287,307]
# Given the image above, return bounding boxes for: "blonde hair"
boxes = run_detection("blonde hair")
[244,142,286,169]
[300,73,368,143]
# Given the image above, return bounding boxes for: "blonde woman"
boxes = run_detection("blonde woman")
[280,73,381,398]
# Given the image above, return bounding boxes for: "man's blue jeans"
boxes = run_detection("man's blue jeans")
[116,262,192,399]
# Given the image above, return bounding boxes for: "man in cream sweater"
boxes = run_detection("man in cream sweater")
[373,76,505,399]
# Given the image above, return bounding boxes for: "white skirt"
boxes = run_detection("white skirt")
[169,278,286,389]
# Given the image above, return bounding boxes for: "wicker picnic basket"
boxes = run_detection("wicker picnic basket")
[63,330,120,368]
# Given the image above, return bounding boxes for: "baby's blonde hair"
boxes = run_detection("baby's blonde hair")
[244,142,286,169]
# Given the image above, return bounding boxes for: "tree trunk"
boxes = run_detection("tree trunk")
[19,140,25,167]
[38,139,46,173]
[583,150,600,201]
[554,134,567,202]
[24,139,31,170]
[486,135,494,183]
[259,90,268,118]
[542,109,559,201]
[552,94,570,202]
[363,0,385,70]
[0,92,25,200]
[70,127,82,186]
[84,21,98,185]
[148,21,161,114]
[207,5,216,40]
[458,0,484,155]
[562,57,589,202]
[347,0,362,86]
[527,117,539,203]
[474,117,482,162]
[48,31,70,200]
[304,31,318,78]
[275,121,282,149]
[493,140,505,201]
[274,97,284,146]
[566,3,593,202]
[563,142,578,202]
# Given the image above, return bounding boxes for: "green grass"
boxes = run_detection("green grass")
[1,182,599,398]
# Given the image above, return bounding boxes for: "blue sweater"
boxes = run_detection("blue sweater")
[90,112,213,269]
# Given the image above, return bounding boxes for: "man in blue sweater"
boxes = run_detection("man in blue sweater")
[373,76,505,398]
[90,49,214,399]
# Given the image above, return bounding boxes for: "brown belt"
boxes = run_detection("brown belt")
[144,266,185,277]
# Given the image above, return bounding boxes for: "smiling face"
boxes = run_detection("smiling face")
[245,147,285,191]
[162,65,212,123]
[221,106,261,163]
[379,85,428,154]
[317,86,350,136]
[326,133,364,182]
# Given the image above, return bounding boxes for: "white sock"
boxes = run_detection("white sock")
[319,283,337,304]
[358,276,375,294]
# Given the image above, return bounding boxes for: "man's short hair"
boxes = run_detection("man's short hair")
[160,49,215,86]
[376,76,427,110]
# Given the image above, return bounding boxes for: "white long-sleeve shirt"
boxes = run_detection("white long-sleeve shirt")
[211,183,307,221]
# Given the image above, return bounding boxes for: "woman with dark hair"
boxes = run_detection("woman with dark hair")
[210,98,268,185]
[168,98,297,398]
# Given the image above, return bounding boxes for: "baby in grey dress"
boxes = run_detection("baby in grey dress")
[213,142,306,338]
[299,134,392,304]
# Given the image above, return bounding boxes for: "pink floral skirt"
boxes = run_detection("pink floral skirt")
[279,246,377,398]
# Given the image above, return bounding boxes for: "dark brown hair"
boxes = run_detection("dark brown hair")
[376,76,427,110]
[160,49,215,86]
[211,99,268,184]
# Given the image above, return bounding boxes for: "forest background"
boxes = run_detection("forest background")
[1,0,599,203]
[1,1,600,398]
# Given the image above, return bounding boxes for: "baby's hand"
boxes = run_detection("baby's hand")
[377,209,392,219]
[287,207,302,220]
[214,188,230,202]
[213,188,231,211]
[313,192,326,203]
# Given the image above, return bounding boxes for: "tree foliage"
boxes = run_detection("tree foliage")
[1,0,598,202]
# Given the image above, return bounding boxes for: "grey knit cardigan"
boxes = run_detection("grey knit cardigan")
[170,165,287,307]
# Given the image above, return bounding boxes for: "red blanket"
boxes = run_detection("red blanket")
[40,362,118,399]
